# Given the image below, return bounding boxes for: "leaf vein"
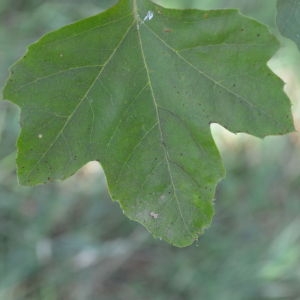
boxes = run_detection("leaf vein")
[15,65,103,93]
[39,13,133,47]
[144,24,277,124]
[24,21,136,182]
[137,18,193,238]
[113,121,159,185]
[106,83,149,149]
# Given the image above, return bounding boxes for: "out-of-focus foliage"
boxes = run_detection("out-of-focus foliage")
[1,0,300,299]
[277,0,300,50]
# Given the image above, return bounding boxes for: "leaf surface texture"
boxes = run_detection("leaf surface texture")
[3,0,294,246]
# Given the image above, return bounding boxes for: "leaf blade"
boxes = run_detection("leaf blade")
[3,0,294,246]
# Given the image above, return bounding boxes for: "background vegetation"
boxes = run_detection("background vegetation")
[1,0,300,299]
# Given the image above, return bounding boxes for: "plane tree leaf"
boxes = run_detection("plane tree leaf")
[3,0,294,246]
[277,0,300,49]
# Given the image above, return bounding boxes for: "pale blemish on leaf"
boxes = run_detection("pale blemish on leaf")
[143,10,154,22]
[150,211,159,219]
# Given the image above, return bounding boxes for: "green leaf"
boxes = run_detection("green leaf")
[3,0,294,246]
[277,0,300,49]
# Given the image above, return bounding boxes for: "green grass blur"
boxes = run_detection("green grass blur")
[1,1,300,299]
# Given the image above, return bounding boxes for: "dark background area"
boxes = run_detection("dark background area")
[1,1,300,299]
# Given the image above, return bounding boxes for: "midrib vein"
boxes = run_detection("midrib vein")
[134,0,192,237]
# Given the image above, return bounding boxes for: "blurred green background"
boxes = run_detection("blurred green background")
[1,0,300,299]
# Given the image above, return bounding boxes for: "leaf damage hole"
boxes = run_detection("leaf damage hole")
[38,134,43,139]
